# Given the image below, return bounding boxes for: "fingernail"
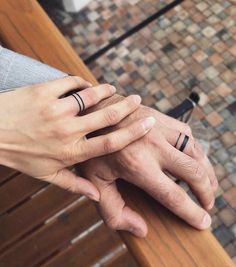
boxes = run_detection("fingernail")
[109,85,116,94]
[207,199,215,210]
[88,82,93,87]
[142,116,156,131]
[87,193,99,202]
[131,94,141,104]
[201,213,211,229]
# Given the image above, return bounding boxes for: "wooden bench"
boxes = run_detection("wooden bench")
[0,0,234,266]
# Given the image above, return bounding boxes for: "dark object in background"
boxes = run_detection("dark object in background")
[167,92,200,122]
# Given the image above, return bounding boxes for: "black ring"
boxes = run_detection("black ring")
[174,133,181,148]
[75,92,85,111]
[71,94,82,112]
[179,135,189,152]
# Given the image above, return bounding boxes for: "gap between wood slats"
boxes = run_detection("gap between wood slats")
[0,173,47,215]
[103,246,139,267]
[0,166,19,186]
[41,221,125,267]
[0,184,79,253]
[0,198,100,267]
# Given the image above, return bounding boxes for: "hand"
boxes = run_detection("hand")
[0,76,155,201]
[78,98,218,237]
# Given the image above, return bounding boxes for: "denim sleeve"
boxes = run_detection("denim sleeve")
[0,46,67,92]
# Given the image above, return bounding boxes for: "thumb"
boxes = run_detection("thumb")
[98,180,147,237]
[46,168,100,201]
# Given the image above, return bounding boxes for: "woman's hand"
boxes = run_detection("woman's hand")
[0,76,155,201]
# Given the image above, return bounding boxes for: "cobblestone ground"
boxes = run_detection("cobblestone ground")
[42,0,236,261]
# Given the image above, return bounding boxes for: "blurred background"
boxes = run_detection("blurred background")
[39,0,236,261]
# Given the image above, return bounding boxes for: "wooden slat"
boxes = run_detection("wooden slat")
[0,185,78,251]
[43,222,123,267]
[104,248,138,267]
[0,173,46,215]
[0,1,234,267]
[120,182,235,267]
[0,198,100,267]
[0,165,18,184]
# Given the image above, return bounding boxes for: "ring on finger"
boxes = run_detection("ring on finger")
[174,133,190,152]
[71,92,85,113]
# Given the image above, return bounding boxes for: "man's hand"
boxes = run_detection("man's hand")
[78,98,218,237]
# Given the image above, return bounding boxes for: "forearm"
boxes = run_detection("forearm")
[0,46,126,116]
[0,46,67,91]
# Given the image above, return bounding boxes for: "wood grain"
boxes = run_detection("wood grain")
[0,173,46,215]
[120,182,235,267]
[43,222,124,267]
[104,247,139,267]
[0,198,100,267]
[0,0,234,266]
[0,165,18,184]
[0,185,78,251]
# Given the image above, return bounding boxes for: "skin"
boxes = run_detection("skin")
[0,76,156,201]
[0,75,218,237]
[78,94,218,237]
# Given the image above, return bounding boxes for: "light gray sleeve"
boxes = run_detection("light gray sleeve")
[0,46,67,92]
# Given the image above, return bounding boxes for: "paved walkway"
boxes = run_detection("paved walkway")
[42,0,236,261]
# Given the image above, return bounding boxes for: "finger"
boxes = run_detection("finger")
[129,167,212,230]
[203,156,218,192]
[97,180,147,237]
[43,169,100,201]
[76,95,142,134]
[162,142,215,210]
[44,76,92,97]
[57,84,116,116]
[167,129,218,193]
[179,136,218,192]
[80,116,155,161]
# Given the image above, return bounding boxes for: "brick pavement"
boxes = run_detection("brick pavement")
[41,0,236,261]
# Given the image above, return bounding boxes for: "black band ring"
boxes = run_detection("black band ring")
[179,135,189,152]
[71,94,82,112]
[75,92,85,111]
[174,133,181,148]
[72,92,85,112]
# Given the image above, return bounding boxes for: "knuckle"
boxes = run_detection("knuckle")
[105,216,120,230]
[41,103,59,120]
[194,142,205,159]
[193,164,205,182]
[103,137,117,153]
[159,185,186,209]
[104,108,120,125]
[52,125,73,140]
[120,148,144,172]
